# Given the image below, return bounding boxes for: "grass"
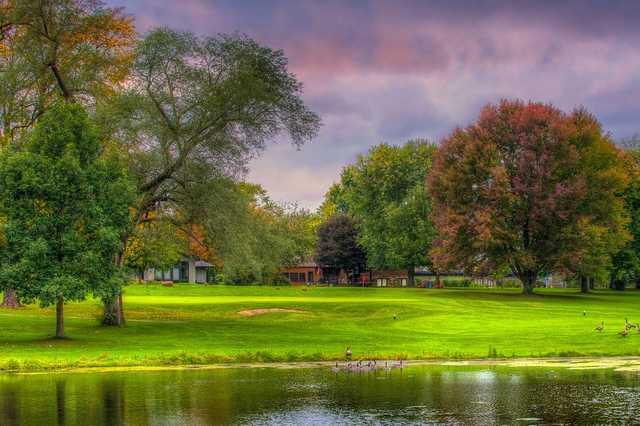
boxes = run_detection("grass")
[1,284,640,371]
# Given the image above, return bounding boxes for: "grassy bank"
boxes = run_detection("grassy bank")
[1,285,640,371]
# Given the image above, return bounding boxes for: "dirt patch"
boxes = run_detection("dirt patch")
[237,308,308,317]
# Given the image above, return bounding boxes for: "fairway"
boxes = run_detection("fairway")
[1,285,640,371]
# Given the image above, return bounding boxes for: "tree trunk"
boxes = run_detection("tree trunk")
[580,276,589,293]
[635,278,640,290]
[519,271,536,295]
[102,294,123,326]
[55,296,64,339]
[610,277,626,291]
[1,289,21,308]
[118,292,125,325]
[103,241,128,326]
[435,272,441,288]
[407,268,415,287]
[589,277,595,290]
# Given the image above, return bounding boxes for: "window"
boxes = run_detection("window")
[283,272,306,282]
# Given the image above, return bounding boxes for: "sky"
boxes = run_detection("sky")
[106,0,640,209]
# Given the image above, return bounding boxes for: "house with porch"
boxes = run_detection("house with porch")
[142,257,214,284]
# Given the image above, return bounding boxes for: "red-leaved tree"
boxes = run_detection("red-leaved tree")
[428,100,629,294]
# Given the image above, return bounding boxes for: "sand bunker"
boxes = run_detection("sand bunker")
[237,308,308,317]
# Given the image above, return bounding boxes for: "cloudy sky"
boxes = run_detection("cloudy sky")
[107,0,640,209]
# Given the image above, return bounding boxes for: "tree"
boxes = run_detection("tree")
[0,102,133,337]
[429,100,629,294]
[209,183,317,284]
[0,0,135,307]
[327,140,437,286]
[97,27,319,322]
[609,149,640,290]
[315,214,366,282]
[123,219,187,277]
[0,0,135,138]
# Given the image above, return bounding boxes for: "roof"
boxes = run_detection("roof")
[195,260,213,268]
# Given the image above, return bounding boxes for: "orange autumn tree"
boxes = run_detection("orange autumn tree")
[428,100,629,294]
[0,0,135,139]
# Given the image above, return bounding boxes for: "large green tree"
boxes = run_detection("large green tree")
[327,140,437,286]
[609,148,640,290]
[97,27,319,322]
[0,102,133,337]
[210,183,316,284]
[429,100,629,294]
[0,0,135,308]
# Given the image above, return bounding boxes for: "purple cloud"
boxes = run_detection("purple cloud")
[107,0,640,208]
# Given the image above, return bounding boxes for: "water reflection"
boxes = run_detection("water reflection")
[0,365,638,425]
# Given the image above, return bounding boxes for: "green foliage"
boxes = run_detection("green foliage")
[327,140,437,275]
[0,102,134,306]
[208,184,317,284]
[0,0,135,140]
[93,26,320,289]
[124,220,187,272]
[610,149,640,287]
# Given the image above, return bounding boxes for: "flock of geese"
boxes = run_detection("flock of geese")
[332,317,634,374]
[595,318,640,337]
[331,359,405,373]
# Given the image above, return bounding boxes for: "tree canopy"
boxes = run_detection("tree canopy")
[429,100,629,294]
[0,102,133,337]
[326,140,437,285]
[315,213,366,280]
[0,0,136,139]
[609,148,640,290]
[208,183,316,284]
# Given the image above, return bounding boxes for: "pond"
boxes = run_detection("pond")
[0,364,639,425]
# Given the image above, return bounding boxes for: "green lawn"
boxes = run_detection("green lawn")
[1,284,640,371]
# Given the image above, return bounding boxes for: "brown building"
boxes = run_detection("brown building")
[281,261,323,284]
[367,269,409,287]
[282,262,414,287]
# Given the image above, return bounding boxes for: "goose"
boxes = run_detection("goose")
[595,322,604,332]
[331,362,340,373]
[625,318,634,330]
[619,328,629,337]
[345,347,352,360]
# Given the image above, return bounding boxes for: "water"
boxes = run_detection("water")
[0,365,639,425]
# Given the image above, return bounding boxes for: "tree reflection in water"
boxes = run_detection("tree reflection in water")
[0,366,638,424]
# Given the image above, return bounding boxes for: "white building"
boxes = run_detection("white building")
[143,257,213,284]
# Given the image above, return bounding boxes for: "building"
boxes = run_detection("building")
[142,256,213,284]
[281,262,415,287]
[368,269,409,287]
[281,261,323,284]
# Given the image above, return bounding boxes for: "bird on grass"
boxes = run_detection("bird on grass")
[624,318,635,330]
[595,322,604,332]
[619,328,629,337]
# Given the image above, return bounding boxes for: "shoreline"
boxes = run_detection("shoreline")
[5,356,640,376]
